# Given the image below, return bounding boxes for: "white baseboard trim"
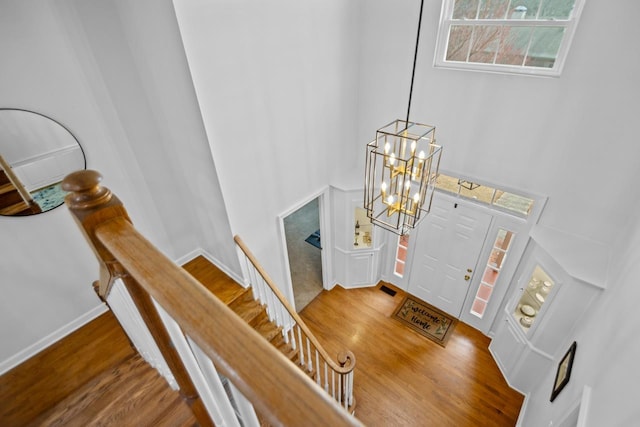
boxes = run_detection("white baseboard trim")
[175,248,204,266]
[0,303,108,375]
[1,248,241,376]
[515,392,530,427]
[177,247,244,285]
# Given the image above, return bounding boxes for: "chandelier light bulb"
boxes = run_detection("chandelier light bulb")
[384,142,390,154]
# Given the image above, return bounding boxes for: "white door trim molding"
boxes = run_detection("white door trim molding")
[277,186,332,311]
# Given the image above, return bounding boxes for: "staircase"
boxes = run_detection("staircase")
[5,255,337,426]
[183,256,324,384]
[56,169,359,427]
[0,159,41,216]
[32,255,353,426]
[0,170,31,215]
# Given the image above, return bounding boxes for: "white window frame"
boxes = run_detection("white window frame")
[393,234,410,278]
[434,0,587,77]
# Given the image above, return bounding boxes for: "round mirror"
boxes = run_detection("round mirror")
[0,109,86,216]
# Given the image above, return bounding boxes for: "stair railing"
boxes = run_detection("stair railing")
[234,236,356,412]
[0,154,41,214]
[62,170,362,427]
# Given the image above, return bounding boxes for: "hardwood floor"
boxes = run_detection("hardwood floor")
[300,282,524,427]
[31,354,196,427]
[0,310,196,427]
[1,256,522,427]
[0,311,133,426]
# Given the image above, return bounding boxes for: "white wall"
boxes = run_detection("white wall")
[173,0,360,289]
[3,4,640,425]
[346,2,640,423]
[175,0,640,295]
[520,197,640,426]
[356,0,640,249]
[0,0,238,369]
[0,1,126,366]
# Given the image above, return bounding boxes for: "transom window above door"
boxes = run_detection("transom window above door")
[434,0,586,76]
[435,173,535,217]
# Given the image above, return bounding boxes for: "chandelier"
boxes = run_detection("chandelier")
[363,0,442,235]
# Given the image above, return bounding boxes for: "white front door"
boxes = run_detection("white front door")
[408,196,492,317]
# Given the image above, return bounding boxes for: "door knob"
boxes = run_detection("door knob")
[467,268,473,273]
[464,275,471,281]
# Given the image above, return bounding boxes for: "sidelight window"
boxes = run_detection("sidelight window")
[470,228,514,318]
[394,234,410,277]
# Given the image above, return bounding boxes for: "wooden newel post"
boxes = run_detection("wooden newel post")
[62,170,131,298]
[338,350,356,408]
[62,170,215,427]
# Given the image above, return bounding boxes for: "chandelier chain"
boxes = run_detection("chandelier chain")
[406,0,426,127]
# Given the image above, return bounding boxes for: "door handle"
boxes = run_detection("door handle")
[464,275,471,281]
[467,268,473,273]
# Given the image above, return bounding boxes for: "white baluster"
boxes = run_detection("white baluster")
[263,279,273,320]
[269,282,278,320]
[331,370,336,401]
[297,326,305,367]
[247,263,260,302]
[288,322,296,349]
[315,350,321,386]
[324,362,329,392]
[349,371,355,406]
[255,268,265,304]
[278,302,286,330]
[271,286,281,326]
[343,373,348,410]
[244,256,254,290]
[306,338,312,372]
[282,316,290,344]
[272,291,282,327]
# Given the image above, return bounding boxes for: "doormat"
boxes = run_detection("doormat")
[392,296,457,347]
[304,229,321,249]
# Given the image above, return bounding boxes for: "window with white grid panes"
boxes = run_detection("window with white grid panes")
[435,173,535,217]
[394,234,410,277]
[434,0,586,76]
[471,228,514,318]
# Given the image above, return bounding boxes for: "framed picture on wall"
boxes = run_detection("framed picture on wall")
[550,341,577,402]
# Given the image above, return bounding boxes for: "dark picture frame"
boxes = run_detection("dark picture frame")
[550,341,577,402]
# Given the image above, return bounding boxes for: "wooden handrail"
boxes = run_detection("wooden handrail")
[0,154,40,214]
[63,170,362,427]
[234,235,356,375]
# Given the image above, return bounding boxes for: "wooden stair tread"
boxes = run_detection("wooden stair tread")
[181,255,353,415]
[183,256,312,367]
[32,355,195,427]
[253,312,283,342]
[182,255,246,305]
[227,290,265,325]
[0,177,32,215]
[0,170,10,185]
[0,182,16,195]
[0,200,31,216]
